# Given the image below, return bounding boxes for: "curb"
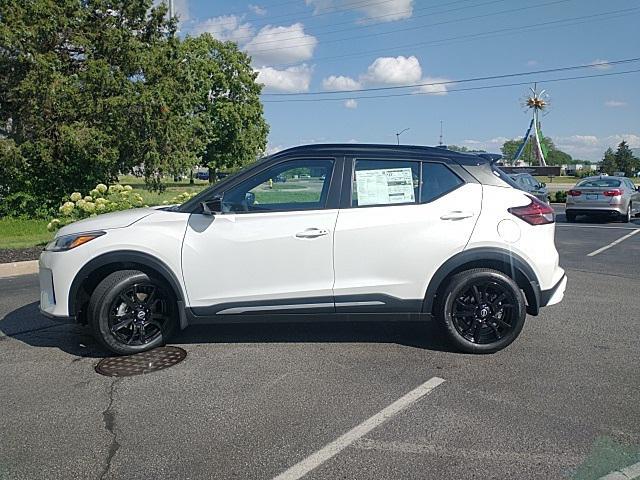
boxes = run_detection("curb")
[0,260,39,279]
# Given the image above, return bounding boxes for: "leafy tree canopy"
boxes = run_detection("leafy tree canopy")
[0,0,268,215]
[500,137,573,166]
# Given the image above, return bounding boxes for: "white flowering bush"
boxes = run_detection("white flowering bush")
[46,183,195,232]
[163,191,198,206]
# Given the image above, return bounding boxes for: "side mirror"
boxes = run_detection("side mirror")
[201,196,223,216]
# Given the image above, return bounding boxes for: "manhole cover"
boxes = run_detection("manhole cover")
[95,346,187,377]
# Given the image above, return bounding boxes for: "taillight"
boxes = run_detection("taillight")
[508,196,555,225]
[603,189,622,197]
[568,189,582,196]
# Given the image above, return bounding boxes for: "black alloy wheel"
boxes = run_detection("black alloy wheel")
[108,283,169,347]
[88,270,178,355]
[451,281,516,345]
[438,268,526,353]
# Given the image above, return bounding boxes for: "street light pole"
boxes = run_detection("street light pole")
[168,0,174,19]
[396,128,410,145]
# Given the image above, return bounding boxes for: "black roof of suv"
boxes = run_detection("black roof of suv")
[270,144,499,166]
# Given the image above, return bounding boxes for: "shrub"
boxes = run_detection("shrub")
[47,183,196,232]
[554,191,567,203]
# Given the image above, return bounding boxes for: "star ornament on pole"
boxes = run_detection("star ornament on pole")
[514,84,552,166]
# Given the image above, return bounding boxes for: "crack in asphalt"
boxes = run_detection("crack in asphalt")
[100,378,123,480]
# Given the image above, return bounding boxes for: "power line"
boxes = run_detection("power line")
[263,6,640,69]
[202,0,414,31]
[213,0,492,44]
[262,57,640,96]
[247,0,572,54]
[262,69,640,103]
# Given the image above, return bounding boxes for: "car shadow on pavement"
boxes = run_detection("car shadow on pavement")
[1,302,457,356]
[173,317,456,352]
[0,301,109,359]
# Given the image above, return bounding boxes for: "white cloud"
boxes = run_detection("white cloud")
[526,60,538,67]
[306,0,413,23]
[322,75,361,91]
[362,55,422,85]
[154,0,190,21]
[192,15,253,43]
[605,100,627,108]
[416,76,450,96]
[265,143,284,155]
[248,4,267,15]
[344,99,358,109]
[255,65,313,93]
[459,134,640,161]
[245,23,318,65]
[590,59,612,70]
[556,134,640,159]
[461,137,511,151]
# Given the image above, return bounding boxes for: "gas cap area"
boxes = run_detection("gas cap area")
[497,219,521,243]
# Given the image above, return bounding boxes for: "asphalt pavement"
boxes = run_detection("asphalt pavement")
[1,206,639,480]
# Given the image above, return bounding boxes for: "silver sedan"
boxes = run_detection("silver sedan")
[565,176,640,222]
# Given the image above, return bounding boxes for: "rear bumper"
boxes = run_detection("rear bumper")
[539,274,567,308]
[566,207,625,215]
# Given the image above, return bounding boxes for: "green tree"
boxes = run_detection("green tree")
[500,137,572,166]
[614,141,639,177]
[600,148,618,175]
[0,0,268,215]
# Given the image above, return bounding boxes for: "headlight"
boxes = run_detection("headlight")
[45,231,106,252]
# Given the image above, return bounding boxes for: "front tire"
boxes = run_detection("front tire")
[88,270,178,355]
[437,269,527,354]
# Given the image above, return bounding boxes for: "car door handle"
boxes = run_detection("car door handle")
[295,228,330,238]
[440,211,474,220]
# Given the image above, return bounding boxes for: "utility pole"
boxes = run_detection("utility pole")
[439,120,444,146]
[396,128,410,145]
[168,0,174,19]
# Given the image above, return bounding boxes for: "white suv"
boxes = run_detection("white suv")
[39,144,567,355]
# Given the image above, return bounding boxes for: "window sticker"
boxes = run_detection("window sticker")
[356,167,415,206]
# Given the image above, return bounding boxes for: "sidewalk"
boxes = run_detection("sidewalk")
[0,260,39,279]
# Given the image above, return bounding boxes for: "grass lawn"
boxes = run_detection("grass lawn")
[0,217,53,249]
[534,175,640,184]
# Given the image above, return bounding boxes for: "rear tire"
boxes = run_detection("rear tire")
[436,268,527,354]
[620,203,632,223]
[566,211,576,222]
[88,270,178,355]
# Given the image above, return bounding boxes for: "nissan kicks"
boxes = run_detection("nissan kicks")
[39,144,567,355]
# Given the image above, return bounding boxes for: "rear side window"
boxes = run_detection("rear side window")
[352,160,420,207]
[421,162,464,203]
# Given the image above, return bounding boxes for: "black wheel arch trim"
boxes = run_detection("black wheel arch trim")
[68,250,185,318]
[422,247,542,316]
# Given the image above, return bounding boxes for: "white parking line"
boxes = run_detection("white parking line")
[598,460,640,480]
[272,377,445,480]
[586,229,640,257]
[557,224,640,231]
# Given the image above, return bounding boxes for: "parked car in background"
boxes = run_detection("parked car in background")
[566,176,640,222]
[508,173,550,203]
[39,144,566,356]
[195,171,209,181]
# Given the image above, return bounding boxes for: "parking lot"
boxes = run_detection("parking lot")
[1,205,639,480]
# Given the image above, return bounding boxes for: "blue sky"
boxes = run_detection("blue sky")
[170,0,639,160]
